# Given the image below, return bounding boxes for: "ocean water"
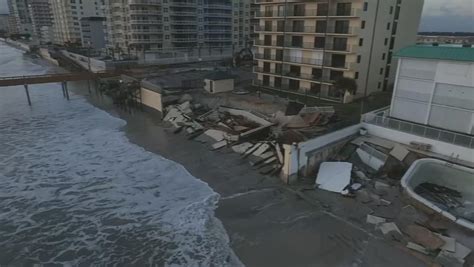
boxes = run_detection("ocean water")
[0,43,240,266]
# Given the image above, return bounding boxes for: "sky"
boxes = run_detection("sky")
[0,0,473,32]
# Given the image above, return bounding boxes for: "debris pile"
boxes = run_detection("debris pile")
[163,99,339,177]
[365,215,472,266]
[272,105,337,144]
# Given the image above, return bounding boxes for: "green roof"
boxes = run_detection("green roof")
[395,45,474,62]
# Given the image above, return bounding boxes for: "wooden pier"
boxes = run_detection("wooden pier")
[0,72,121,105]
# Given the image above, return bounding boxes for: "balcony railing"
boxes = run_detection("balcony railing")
[255,7,361,17]
[255,67,335,84]
[362,108,474,149]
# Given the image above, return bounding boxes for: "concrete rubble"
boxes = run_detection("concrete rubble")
[315,162,352,194]
[163,97,338,177]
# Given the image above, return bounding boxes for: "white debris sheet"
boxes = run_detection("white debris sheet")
[315,162,352,193]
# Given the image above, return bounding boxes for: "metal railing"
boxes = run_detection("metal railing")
[362,108,474,149]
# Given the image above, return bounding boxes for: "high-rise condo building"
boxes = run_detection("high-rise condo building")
[253,0,424,103]
[49,0,105,45]
[105,0,254,57]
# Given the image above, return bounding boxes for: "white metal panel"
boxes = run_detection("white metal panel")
[433,83,474,110]
[428,105,472,134]
[395,78,433,102]
[436,62,474,87]
[391,98,429,124]
[399,58,436,80]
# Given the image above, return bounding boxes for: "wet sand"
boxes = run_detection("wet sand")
[69,82,429,267]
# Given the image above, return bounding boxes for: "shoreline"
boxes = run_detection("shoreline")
[0,42,441,266]
[74,85,431,267]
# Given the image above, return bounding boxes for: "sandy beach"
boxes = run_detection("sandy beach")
[67,82,436,267]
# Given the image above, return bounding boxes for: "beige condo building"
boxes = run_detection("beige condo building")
[50,0,105,45]
[253,0,424,103]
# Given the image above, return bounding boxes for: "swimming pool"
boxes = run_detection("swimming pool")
[401,158,474,231]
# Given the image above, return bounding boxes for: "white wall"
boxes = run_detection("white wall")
[61,51,107,72]
[391,57,474,134]
[140,88,163,114]
[281,124,361,184]
[204,79,234,94]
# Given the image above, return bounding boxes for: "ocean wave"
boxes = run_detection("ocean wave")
[0,45,241,266]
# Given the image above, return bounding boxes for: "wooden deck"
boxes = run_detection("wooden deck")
[0,72,120,87]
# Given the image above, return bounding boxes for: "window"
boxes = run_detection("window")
[357,55,361,63]
[335,20,349,34]
[291,36,303,47]
[389,6,394,14]
[363,2,368,11]
[265,21,272,31]
[314,37,325,48]
[359,38,363,46]
[380,68,384,75]
[382,53,386,60]
[386,23,391,30]
[274,77,282,88]
[377,82,381,89]
[355,72,359,79]
[293,4,305,16]
[315,20,327,33]
[317,3,328,16]
[361,20,366,29]
[292,20,304,32]
[384,38,388,45]
[333,37,347,51]
[312,68,322,79]
[276,35,284,46]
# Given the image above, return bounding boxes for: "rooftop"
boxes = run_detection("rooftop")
[395,45,474,62]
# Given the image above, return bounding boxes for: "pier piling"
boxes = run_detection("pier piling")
[24,84,31,106]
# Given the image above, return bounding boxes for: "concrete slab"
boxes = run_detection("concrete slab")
[315,162,352,193]
[435,233,456,253]
[390,145,410,162]
[406,242,429,255]
[367,215,386,225]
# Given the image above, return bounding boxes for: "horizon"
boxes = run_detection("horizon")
[0,0,472,32]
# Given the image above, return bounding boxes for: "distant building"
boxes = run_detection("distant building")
[8,15,18,34]
[104,0,253,58]
[0,14,10,34]
[7,0,34,35]
[80,17,107,50]
[362,45,474,162]
[27,0,53,43]
[39,25,53,44]
[49,0,105,45]
[417,35,474,45]
[204,71,235,94]
[253,0,424,103]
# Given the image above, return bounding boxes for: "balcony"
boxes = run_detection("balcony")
[129,19,161,25]
[170,20,197,25]
[169,1,196,7]
[130,28,163,34]
[362,107,474,149]
[326,26,358,35]
[172,37,197,42]
[129,0,161,5]
[255,7,361,17]
[129,9,161,15]
[254,39,285,47]
[129,38,162,44]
